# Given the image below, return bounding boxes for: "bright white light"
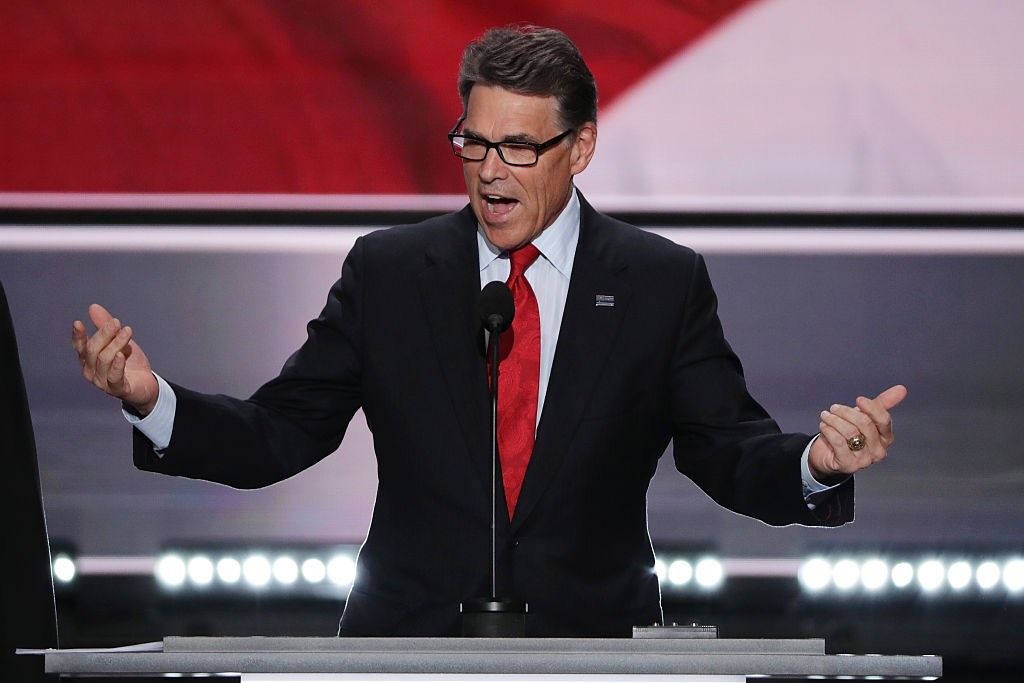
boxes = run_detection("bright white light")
[976,561,1001,591]
[667,560,693,586]
[272,556,299,585]
[302,558,327,584]
[156,554,187,588]
[832,558,860,591]
[860,559,889,592]
[187,556,215,586]
[694,557,724,589]
[1003,558,1024,593]
[327,555,357,586]
[947,561,973,591]
[917,560,945,593]
[891,562,914,588]
[653,559,667,582]
[242,555,272,588]
[52,555,76,583]
[217,557,242,584]
[799,558,832,592]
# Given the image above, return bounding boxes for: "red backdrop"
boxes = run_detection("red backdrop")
[0,1,750,193]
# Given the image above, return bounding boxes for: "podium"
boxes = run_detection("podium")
[43,636,941,681]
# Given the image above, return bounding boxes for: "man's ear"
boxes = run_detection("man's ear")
[569,122,597,176]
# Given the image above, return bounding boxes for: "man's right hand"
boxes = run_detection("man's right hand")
[72,303,159,415]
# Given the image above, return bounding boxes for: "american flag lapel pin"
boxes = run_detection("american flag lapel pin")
[595,294,615,307]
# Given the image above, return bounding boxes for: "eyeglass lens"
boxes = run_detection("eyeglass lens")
[453,137,537,166]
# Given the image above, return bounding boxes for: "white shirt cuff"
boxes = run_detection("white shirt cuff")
[801,434,848,509]
[122,373,176,453]
[802,435,835,493]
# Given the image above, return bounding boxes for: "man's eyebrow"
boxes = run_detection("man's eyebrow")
[501,133,540,144]
[460,128,541,144]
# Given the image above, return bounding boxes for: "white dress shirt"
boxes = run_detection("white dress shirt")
[478,187,580,423]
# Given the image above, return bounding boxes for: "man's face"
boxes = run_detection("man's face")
[460,85,596,251]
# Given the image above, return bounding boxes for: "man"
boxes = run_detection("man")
[73,25,905,637]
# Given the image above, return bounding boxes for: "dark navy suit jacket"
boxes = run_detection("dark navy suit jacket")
[134,195,852,636]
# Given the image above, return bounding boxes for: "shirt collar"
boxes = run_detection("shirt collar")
[477,187,580,279]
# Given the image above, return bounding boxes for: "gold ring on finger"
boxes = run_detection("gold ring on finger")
[846,433,867,452]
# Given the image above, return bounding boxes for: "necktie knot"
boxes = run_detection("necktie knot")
[507,244,541,279]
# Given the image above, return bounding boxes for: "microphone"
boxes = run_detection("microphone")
[478,280,514,333]
[462,281,527,637]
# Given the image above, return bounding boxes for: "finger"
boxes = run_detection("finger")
[833,404,887,460]
[820,410,863,441]
[87,303,114,330]
[85,317,121,360]
[71,320,88,356]
[95,325,133,384]
[856,395,894,444]
[829,403,875,437]
[821,421,876,473]
[874,384,907,411]
[108,350,128,392]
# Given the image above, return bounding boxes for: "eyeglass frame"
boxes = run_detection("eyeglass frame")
[447,116,575,167]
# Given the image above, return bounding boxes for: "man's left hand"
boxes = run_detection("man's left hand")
[809,384,908,483]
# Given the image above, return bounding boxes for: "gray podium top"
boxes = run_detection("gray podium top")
[44,636,942,680]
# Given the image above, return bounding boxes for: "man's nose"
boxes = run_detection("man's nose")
[477,147,508,182]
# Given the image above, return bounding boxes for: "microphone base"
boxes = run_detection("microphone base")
[460,598,528,637]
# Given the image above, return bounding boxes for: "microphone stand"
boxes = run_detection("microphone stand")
[489,320,500,598]
[460,316,527,637]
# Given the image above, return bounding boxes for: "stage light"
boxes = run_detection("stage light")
[187,555,214,586]
[667,560,693,586]
[156,554,187,588]
[242,554,272,588]
[860,558,889,592]
[694,557,724,589]
[327,554,357,586]
[302,558,327,584]
[1003,558,1024,593]
[946,561,972,591]
[917,560,945,593]
[832,558,859,591]
[272,556,299,585]
[216,557,242,584]
[798,557,832,592]
[891,562,914,588]
[975,561,1000,591]
[52,555,76,584]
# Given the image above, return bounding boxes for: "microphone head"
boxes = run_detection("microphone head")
[479,281,514,332]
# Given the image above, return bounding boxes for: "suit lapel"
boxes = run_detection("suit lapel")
[511,199,631,533]
[418,208,494,501]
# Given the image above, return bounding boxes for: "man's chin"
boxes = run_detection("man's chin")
[481,224,533,252]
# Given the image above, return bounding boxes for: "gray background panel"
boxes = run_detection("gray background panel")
[3,239,1020,557]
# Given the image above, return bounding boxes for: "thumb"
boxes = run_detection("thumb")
[87,303,114,330]
[875,384,908,410]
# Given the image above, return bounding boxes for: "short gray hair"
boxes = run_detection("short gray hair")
[457,25,598,131]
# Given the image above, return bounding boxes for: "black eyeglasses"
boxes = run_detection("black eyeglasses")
[448,117,574,167]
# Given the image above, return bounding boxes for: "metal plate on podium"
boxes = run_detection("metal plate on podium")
[43,636,942,682]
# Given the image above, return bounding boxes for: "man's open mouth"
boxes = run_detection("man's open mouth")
[484,194,519,216]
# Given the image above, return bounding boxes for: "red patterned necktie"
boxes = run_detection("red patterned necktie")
[496,243,542,518]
